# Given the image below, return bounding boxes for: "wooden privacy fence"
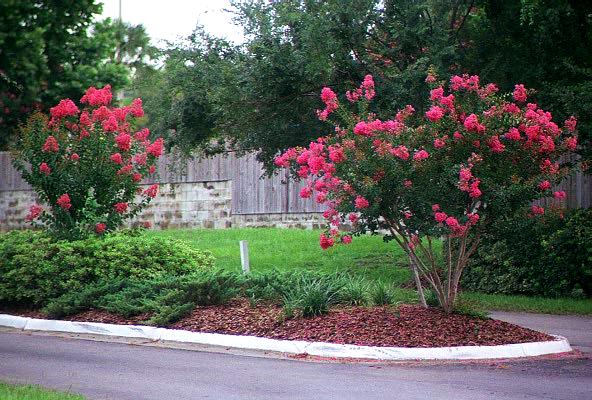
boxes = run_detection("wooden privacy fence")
[0,151,325,215]
[1,151,590,213]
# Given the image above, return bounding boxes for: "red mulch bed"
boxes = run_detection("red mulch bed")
[1,301,553,347]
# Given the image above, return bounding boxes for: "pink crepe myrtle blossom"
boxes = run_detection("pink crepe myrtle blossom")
[50,99,79,120]
[354,196,369,209]
[564,136,577,151]
[147,138,164,157]
[435,212,447,223]
[39,162,51,175]
[80,85,113,107]
[42,136,59,153]
[538,180,551,191]
[434,138,446,149]
[101,115,118,132]
[115,132,132,152]
[299,186,312,198]
[141,185,158,199]
[319,233,335,249]
[553,191,566,200]
[95,223,106,234]
[425,106,445,122]
[25,204,43,221]
[531,205,545,215]
[413,149,429,161]
[463,114,485,133]
[564,116,577,132]
[513,84,527,103]
[56,194,72,211]
[114,202,128,214]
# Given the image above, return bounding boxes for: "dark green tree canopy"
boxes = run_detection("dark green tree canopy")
[135,0,591,169]
[0,1,157,149]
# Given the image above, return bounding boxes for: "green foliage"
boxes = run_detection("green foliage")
[370,282,396,306]
[0,1,138,149]
[136,0,467,169]
[464,0,592,159]
[281,274,344,318]
[0,230,214,306]
[337,278,370,306]
[463,209,592,298]
[0,382,85,400]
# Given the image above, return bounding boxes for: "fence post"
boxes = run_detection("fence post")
[239,240,250,274]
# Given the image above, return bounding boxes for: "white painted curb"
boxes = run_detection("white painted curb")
[0,313,572,360]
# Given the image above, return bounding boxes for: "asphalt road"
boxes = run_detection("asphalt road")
[0,312,590,400]
[490,311,592,353]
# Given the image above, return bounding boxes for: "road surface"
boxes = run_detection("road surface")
[0,312,590,400]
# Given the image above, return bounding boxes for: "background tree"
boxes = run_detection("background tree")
[0,1,157,150]
[463,0,592,160]
[137,0,590,167]
[136,0,473,169]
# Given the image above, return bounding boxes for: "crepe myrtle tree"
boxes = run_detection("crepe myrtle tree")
[12,85,163,240]
[275,73,579,313]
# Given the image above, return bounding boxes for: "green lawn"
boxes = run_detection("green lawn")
[147,228,592,315]
[0,382,85,400]
[148,228,412,286]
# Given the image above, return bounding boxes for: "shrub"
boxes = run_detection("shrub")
[463,208,592,298]
[0,230,214,305]
[337,278,370,306]
[11,85,163,240]
[44,271,242,325]
[275,73,579,312]
[370,282,396,306]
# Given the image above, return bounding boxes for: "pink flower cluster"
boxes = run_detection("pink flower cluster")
[56,194,72,211]
[346,74,375,102]
[317,87,338,121]
[42,136,59,153]
[80,85,113,107]
[26,204,43,221]
[458,165,482,198]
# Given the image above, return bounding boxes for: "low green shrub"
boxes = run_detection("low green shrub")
[282,275,343,318]
[44,271,242,325]
[370,282,396,306]
[0,230,214,305]
[337,278,370,306]
[462,208,592,298]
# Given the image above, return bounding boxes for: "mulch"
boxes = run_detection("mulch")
[172,300,553,347]
[1,300,552,347]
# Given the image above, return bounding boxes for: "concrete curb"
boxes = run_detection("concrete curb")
[0,313,572,360]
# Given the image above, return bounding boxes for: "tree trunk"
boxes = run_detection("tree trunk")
[409,254,428,308]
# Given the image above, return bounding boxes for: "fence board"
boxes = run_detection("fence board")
[1,151,588,213]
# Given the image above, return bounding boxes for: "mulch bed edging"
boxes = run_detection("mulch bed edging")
[2,301,553,347]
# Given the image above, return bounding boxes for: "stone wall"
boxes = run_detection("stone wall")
[0,181,233,231]
[231,212,324,229]
[0,190,39,230]
[0,181,323,231]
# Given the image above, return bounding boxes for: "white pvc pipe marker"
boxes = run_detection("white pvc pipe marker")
[239,240,250,274]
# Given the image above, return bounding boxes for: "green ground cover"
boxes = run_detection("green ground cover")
[0,382,85,400]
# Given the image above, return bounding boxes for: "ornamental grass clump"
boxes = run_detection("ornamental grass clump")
[12,85,163,240]
[275,72,579,313]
